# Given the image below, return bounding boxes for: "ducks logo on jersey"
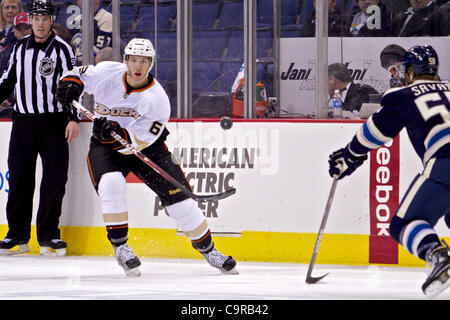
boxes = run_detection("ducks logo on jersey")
[95,103,141,120]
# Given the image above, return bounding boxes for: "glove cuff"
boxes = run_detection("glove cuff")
[61,75,84,88]
[346,145,367,160]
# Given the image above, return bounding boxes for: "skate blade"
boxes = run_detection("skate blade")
[124,267,141,277]
[221,267,239,275]
[40,247,66,257]
[0,244,29,256]
[423,271,450,299]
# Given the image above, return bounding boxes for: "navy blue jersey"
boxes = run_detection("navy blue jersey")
[349,80,450,165]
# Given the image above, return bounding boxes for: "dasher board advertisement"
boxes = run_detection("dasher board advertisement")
[279,37,449,116]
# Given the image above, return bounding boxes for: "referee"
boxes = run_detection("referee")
[0,0,79,256]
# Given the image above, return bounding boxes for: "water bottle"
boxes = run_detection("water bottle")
[332,89,343,118]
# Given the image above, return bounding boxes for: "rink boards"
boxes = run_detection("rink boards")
[0,119,448,267]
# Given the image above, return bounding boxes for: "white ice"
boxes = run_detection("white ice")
[0,255,448,300]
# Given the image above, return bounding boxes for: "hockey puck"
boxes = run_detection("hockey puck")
[220,117,233,130]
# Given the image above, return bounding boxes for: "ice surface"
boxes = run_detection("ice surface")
[0,255,448,301]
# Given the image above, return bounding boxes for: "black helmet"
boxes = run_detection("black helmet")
[29,0,55,16]
[401,45,439,76]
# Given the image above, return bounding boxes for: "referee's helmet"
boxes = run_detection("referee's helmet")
[29,0,55,16]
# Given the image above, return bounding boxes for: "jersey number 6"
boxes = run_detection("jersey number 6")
[149,121,164,135]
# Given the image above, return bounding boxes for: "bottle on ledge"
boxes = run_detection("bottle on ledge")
[332,89,343,119]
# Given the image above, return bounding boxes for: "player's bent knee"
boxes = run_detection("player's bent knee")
[98,171,128,214]
[166,198,205,233]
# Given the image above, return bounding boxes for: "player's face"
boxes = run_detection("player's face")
[31,14,53,42]
[127,55,151,81]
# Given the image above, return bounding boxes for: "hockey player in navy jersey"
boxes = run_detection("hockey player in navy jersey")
[328,45,449,298]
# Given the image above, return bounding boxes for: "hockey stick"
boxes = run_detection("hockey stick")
[71,100,236,202]
[305,178,338,284]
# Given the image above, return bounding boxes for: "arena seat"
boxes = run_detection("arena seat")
[216,1,243,29]
[193,31,228,59]
[193,2,221,30]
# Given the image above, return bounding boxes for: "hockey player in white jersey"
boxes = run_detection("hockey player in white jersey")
[56,38,237,277]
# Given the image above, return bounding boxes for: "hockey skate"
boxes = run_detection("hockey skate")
[202,248,238,275]
[0,238,29,255]
[113,243,141,277]
[422,244,450,298]
[39,239,67,256]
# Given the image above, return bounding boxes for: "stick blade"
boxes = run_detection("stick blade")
[305,272,329,284]
[194,188,236,202]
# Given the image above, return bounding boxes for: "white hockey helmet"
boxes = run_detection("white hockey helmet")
[123,38,155,71]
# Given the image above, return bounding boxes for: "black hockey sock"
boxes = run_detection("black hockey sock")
[191,229,214,254]
[106,224,128,247]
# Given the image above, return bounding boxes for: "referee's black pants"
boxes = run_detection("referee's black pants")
[6,112,69,244]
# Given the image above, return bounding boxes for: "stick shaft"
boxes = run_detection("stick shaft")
[305,178,338,283]
[71,101,236,202]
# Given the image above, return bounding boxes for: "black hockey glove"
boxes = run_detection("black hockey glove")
[92,117,122,143]
[328,145,368,180]
[56,75,84,112]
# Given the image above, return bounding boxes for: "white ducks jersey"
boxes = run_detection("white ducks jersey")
[64,61,170,154]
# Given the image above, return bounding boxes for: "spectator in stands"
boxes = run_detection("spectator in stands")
[300,0,347,37]
[346,0,392,37]
[328,63,379,113]
[0,11,30,118]
[379,44,406,88]
[381,0,410,13]
[442,0,450,10]
[0,0,22,47]
[390,0,448,36]
[71,0,112,65]
[439,0,449,35]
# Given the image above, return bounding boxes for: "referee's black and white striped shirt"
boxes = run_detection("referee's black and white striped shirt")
[0,31,79,121]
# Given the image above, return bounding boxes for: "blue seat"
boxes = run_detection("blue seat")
[218,62,242,92]
[192,62,222,93]
[135,6,155,32]
[299,0,314,25]
[55,6,73,30]
[280,0,300,26]
[121,5,138,21]
[217,1,243,29]
[225,29,273,60]
[156,4,177,31]
[155,32,177,60]
[193,2,220,29]
[138,31,155,44]
[257,0,273,26]
[193,31,228,59]
[120,5,138,33]
[257,29,273,58]
[155,61,177,82]
[225,30,243,59]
